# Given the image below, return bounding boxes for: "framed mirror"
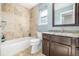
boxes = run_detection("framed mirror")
[53,3,79,26]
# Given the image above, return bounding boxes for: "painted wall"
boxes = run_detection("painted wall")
[1,3,30,40]
[38,3,52,32]
[37,3,79,32]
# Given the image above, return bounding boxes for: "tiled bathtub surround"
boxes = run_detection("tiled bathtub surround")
[30,6,38,38]
[0,3,39,41]
[1,3,30,40]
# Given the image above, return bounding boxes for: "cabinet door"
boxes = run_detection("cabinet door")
[42,39,49,56]
[54,43,71,56]
[76,48,79,56]
[50,41,54,56]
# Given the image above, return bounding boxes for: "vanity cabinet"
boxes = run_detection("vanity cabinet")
[42,33,79,56]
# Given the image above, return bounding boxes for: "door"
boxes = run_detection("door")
[42,39,49,56]
[53,43,71,56]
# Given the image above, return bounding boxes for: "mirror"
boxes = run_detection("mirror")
[54,3,75,26]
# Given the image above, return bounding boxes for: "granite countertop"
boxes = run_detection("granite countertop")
[43,32,79,38]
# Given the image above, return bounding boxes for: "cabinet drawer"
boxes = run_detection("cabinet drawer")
[51,35,72,46]
[42,33,50,40]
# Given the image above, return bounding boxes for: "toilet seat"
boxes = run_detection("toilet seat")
[31,38,40,42]
[30,38,41,45]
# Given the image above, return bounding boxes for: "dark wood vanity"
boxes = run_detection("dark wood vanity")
[42,3,79,56]
[42,33,79,56]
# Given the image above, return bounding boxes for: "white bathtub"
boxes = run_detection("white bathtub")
[1,37,31,56]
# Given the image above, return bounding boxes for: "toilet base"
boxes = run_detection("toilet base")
[31,42,42,54]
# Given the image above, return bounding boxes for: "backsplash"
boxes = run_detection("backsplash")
[52,26,79,32]
[0,3,30,40]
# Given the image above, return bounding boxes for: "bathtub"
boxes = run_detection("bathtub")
[1,37,31,56]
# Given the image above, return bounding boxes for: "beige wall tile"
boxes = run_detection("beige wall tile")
[2,3,15,13]
[30,7,38,38]
[1,3,30,40]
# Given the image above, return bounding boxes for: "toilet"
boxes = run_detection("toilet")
[30,32,42,54]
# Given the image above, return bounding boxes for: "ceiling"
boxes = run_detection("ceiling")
[18,3,39,9]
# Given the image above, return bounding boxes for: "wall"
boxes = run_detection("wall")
[30,6,38,37]
[1,3,30,40]
[37,3,79,32]
[1,3,79,41]
[38,3,52,32]
[0,4,2,42]
[0,4,1,30]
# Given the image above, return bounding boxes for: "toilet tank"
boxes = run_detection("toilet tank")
[37,32,42,40]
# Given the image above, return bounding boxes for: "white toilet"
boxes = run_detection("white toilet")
[30,32,42,54]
